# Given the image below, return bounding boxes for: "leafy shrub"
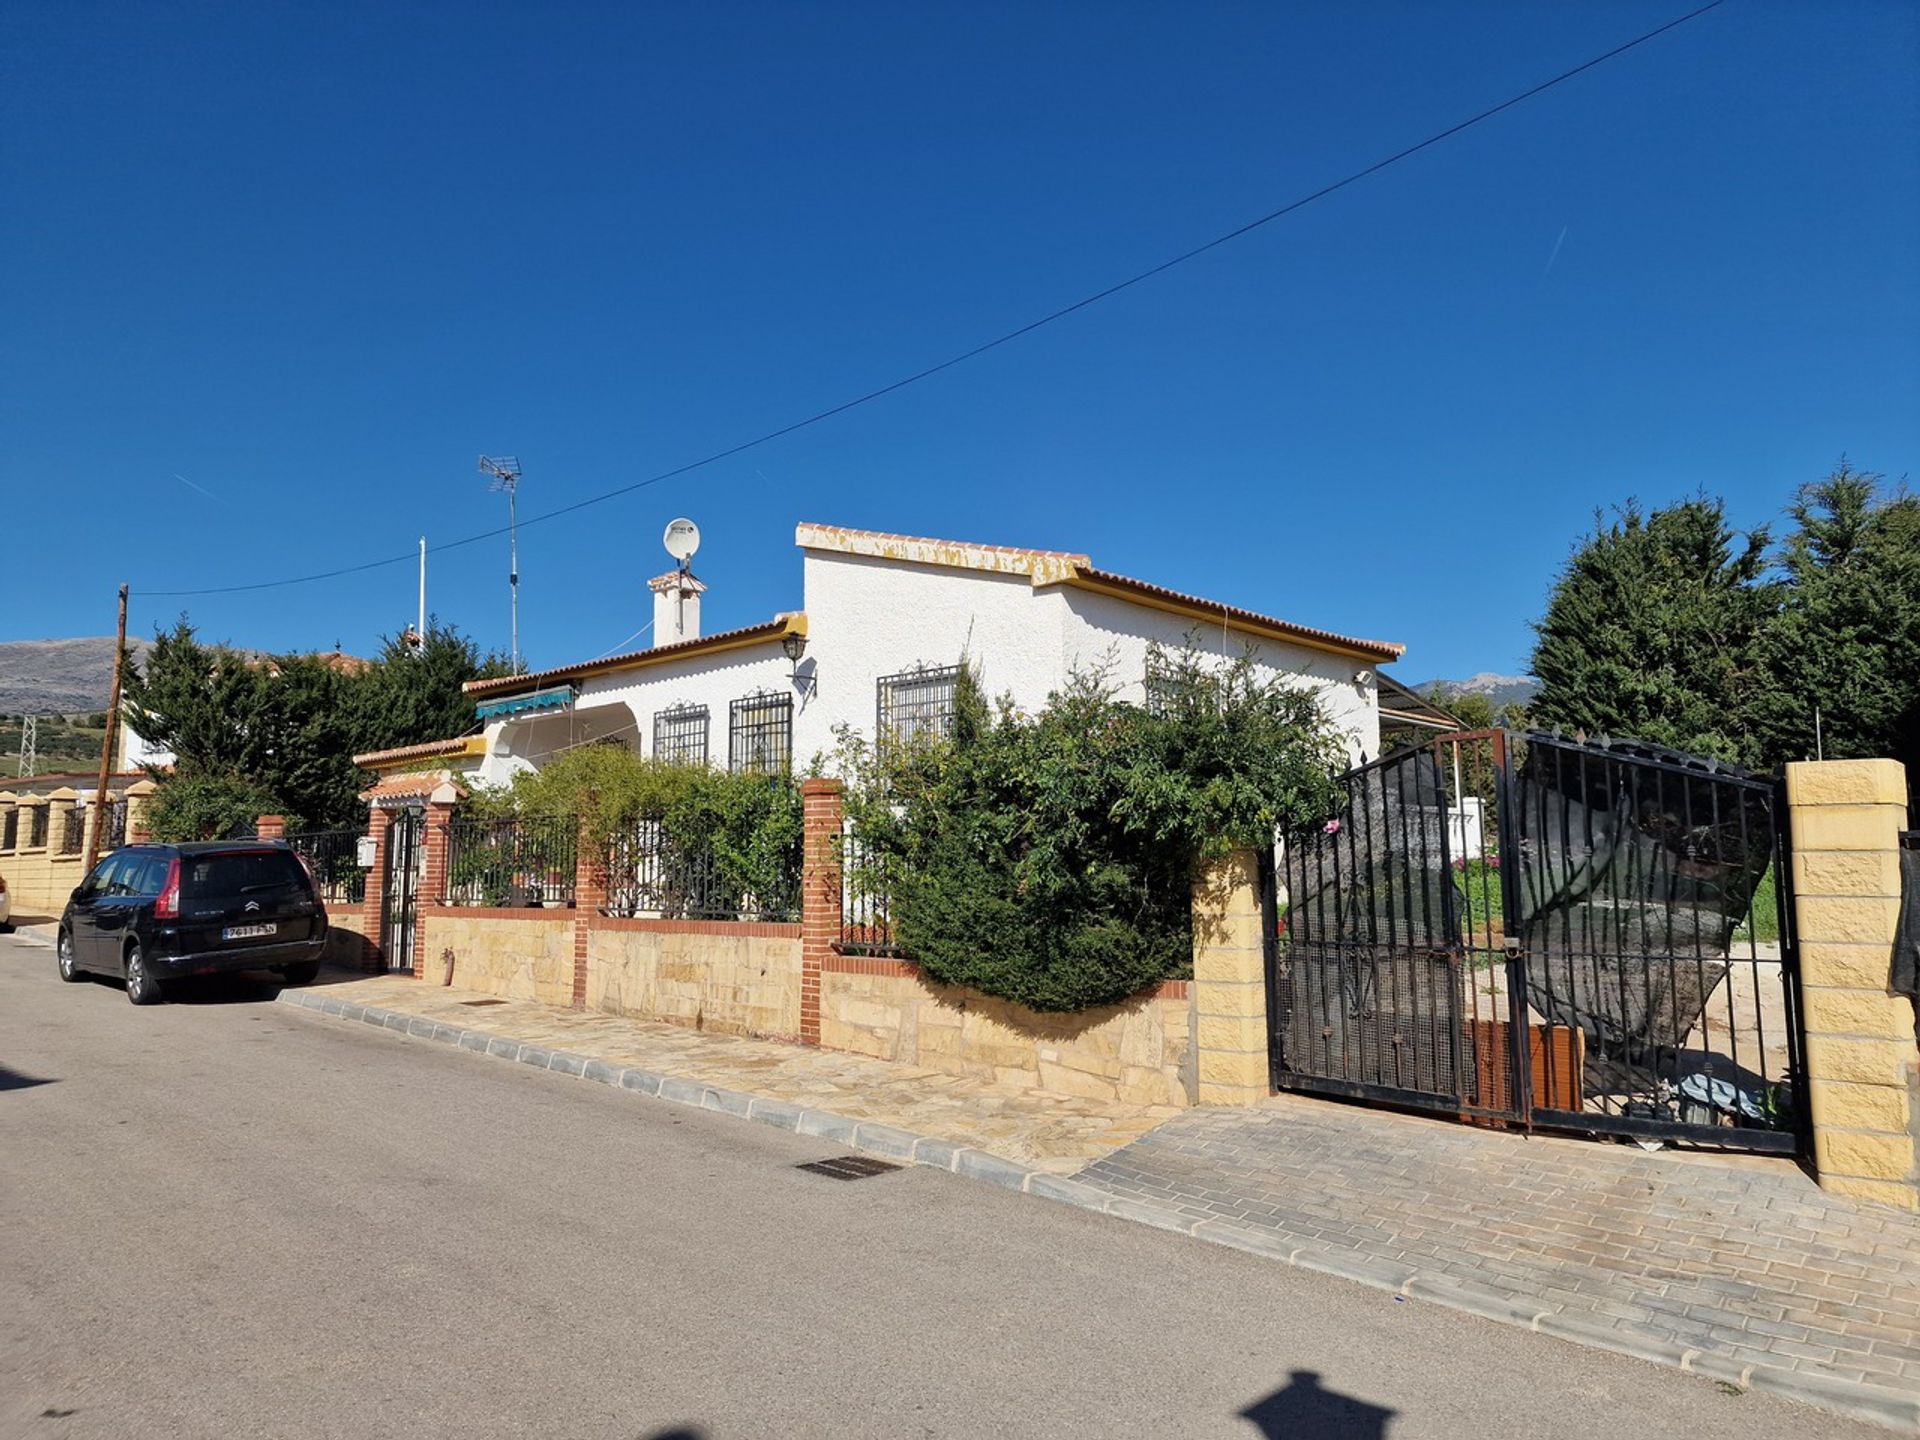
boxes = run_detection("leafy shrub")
[839,646,1345,1012]
[144,772,283,842]
[485,745,801,915]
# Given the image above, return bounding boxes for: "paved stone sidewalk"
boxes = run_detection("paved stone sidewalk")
[289,971,1179,1174]
[1075,1094,1920,1410]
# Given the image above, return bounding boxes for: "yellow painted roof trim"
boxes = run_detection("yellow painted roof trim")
[359,735,488,772]
[1053,573,1405,663]
[465,612,807,700]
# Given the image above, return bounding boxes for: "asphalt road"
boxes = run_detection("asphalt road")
[0,932,1869,1440]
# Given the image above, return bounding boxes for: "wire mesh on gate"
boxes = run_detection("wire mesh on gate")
[1272,729,1803,1150]
[602,817,797,921]
[285,827,367,905]
[1507,734,1792,1140]
[442,815,578,908]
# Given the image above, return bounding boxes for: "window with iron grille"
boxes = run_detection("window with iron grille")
[729,692,793,774]
[28,805,49,848]
[653,704,709,765]
[1142,653,1176,717]
[876,665,962,753]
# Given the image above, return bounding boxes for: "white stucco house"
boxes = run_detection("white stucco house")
[363,523,1404,787]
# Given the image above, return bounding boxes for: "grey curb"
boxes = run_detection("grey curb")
[268,984,1920,1435]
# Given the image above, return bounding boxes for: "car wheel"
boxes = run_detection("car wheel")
[278,961,321,986]
[124,943,163,1006]
[57,929,82,982]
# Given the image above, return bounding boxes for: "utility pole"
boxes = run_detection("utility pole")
[85,583,129,872]
[479,456,523,673]
[17,715,36,778]
[417,535,427,649]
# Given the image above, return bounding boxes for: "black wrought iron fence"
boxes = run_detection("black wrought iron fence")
[838,829,905,956]
[2,808,17,850]
[28,805,49,848]
[103,797,127,852]
[60,805,84,854]
[603,817,798,921]
[442,815,578,908]
[286,828,367,905]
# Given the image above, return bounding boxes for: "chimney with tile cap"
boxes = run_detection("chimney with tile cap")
[650,569,705,646]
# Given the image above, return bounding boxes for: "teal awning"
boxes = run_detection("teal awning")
[476,685,575,722]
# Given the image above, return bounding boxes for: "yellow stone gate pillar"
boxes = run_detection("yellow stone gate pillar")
[1191,848,1271,1106]
[1786,759,1919,1210]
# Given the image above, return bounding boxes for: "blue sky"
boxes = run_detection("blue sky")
[2,1,1914,683]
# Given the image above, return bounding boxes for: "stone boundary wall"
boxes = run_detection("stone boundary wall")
[586,921,802,1040]
[420,906,575,1008]
[0,785,145,916]
[321,902,377,970]
[819,955,1193,1107]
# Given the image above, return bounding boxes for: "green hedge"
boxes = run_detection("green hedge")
[840,647,1344,1013]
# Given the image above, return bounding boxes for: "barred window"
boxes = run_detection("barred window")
[729,692,793,774]
[1143,653,1176,717]
[876,665,962,753]
[653,703,709,765]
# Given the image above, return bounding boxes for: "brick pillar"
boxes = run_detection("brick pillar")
[1787,759,1919,1209]
[799,778,844,1047]
[1191,847,1270,1106]
[418,795,456,981]
[572,819,603,1009]
[255,814,286,840]
[363,808,394,972]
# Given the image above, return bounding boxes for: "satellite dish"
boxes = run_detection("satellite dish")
[663,518,700,566]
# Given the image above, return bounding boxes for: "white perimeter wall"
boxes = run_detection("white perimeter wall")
[480,548,1382,781]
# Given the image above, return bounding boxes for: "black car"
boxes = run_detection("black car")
[58,841,329,1005]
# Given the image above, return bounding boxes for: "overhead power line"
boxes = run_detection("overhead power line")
[137,0,1728,601]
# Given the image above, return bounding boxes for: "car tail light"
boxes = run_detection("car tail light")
[154,858,181,920]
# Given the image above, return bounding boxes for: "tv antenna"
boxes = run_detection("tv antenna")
[479,456,523,672]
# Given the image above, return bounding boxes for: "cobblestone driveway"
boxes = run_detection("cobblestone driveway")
[1075,1094,1920,1399]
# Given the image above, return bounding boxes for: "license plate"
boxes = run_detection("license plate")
[222,922,277,941]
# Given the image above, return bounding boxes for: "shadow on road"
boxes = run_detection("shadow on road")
[1240,1370,1396,1439]
[0,1063,55,1091]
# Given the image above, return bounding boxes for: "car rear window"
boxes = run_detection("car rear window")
[180,849,310,901]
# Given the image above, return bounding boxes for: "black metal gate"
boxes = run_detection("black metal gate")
[1268,730,1805,1155]
[380,806,425,974]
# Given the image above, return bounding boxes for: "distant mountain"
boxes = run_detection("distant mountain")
[1407,672,1540,709]
[0,636,146,715]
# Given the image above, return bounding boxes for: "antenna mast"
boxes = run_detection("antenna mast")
[17,714,36,778]
[417,536,427,649]
[479,456,523,672]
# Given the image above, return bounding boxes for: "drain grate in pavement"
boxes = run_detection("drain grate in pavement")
[795,1155,902,1181]
[460,998,508,1007]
